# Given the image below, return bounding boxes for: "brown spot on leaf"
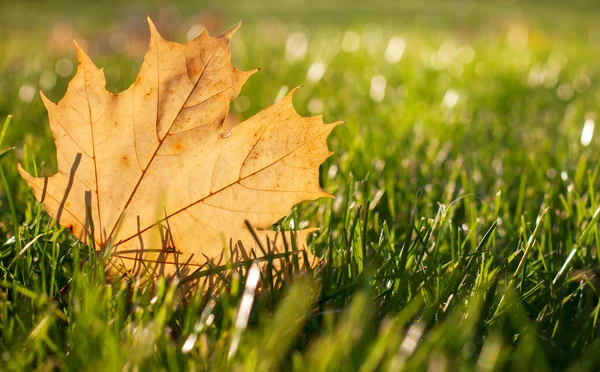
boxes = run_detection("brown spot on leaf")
[121,154,130,167]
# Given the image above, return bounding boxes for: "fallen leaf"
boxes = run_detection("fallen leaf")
[19,18,339,279]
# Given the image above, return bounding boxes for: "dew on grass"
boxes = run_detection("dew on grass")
[527,65,544,87]
[18,84,36,102]
[228,263,260,359]
[542,69,558,88]
[307,61,326,83]
[370,75,386,102]
[399,323,425,357]
[557,83,574,101]
[234,95,250,112]
[55,58,73,77]
[385,37,406,64]
[442,89,459,108]
[373,159,385,173]
[39,71,57,90]
[274,85,288,103]
[371,189,384,209]
[183,300,216,354]
[327,164,338,179]
[341,31,360,52]
[308,98,323,114]
[581,118,594,146]
[286,32,308,62]
[456,45,475,64]
[182,334,197,354]
[187,24,204,41]
[436,41,457,67]
[573,74,591,92]
[206,314,214,326]
[333,195,343,212]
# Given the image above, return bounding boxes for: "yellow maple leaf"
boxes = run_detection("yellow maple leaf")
[18,18,339,278]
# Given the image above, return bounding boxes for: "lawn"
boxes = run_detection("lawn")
[2,0,600,370]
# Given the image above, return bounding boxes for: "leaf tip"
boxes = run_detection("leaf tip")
[244,68,261,79]
[319,188,336,199]
[223,21,242,39]
[72,39,98,71]
[16,163,31,179]
[146,16,164,41]
[285,86,303,100]
[39,90,55,107]
[73,39,84,57]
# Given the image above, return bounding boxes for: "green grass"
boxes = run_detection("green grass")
[2,1,600,370]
